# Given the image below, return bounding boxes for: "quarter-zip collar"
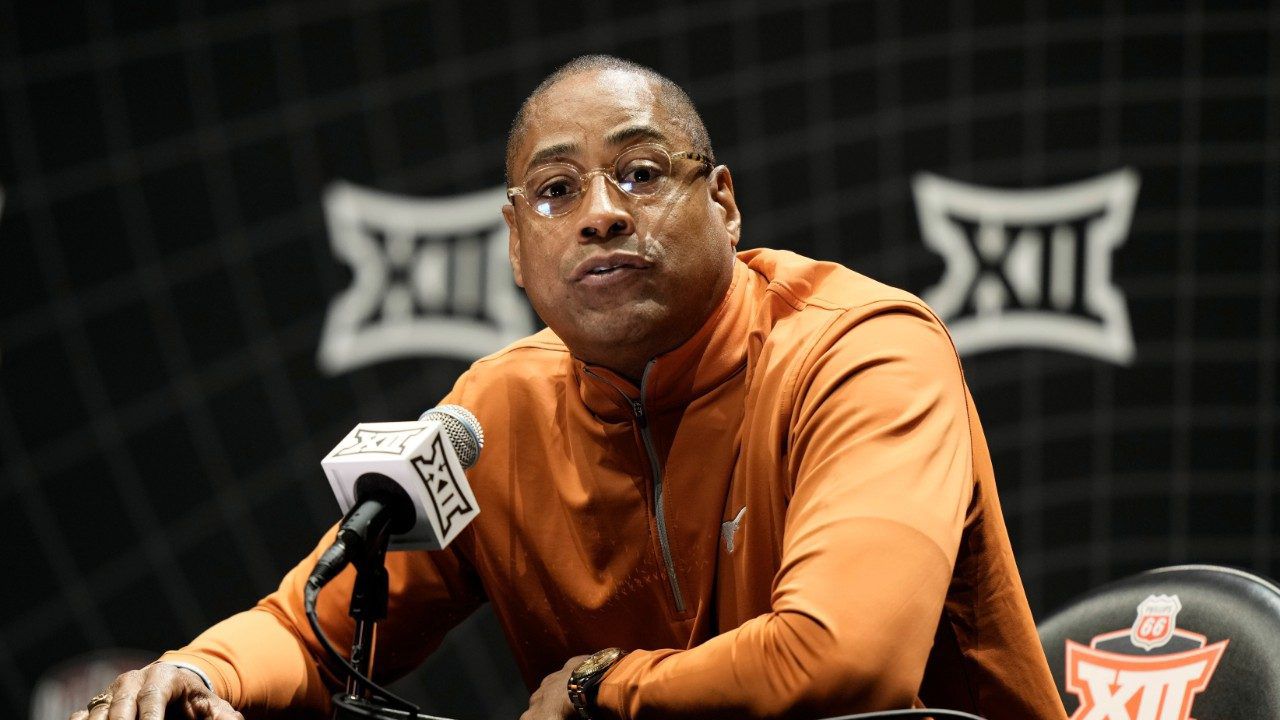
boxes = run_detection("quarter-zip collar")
[575,258,753,422]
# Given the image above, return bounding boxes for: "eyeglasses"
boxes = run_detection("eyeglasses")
[507,144,713,218]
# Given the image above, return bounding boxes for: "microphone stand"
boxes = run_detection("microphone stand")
[346,540,388,698]
[329,506,453,720]
[330,522,396,719]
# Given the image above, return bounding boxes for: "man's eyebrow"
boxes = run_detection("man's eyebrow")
[523,126,669,173]
[526,141,581,171]
[605,125,669,146]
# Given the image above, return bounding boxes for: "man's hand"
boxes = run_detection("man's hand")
[520,654,589,720]
[67,662,243,720]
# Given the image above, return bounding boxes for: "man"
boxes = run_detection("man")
[72,56,1066,720]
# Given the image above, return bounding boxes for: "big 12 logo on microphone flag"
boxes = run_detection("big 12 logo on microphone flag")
[1064,594,1228,720]
[322,420,479,550]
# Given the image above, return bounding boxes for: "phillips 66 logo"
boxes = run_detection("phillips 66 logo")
[1065,594,1228,720]
[1130,595,1180,651]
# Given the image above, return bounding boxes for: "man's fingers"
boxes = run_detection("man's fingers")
[79,671,131,720]
[133,679,173,720]
[189,693,245,720]
[101,668,145,720]
[104,698,134,720]
[136,663,227,720]
[85,695,114,720]
[124,671,167,720]
[68,664,225,720]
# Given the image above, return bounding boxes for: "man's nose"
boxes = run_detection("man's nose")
[577,174,635,241]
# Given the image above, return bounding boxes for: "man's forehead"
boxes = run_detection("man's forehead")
[515,70,681,164]
[548,67,655,104]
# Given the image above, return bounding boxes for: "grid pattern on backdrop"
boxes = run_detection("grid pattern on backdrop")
[0,0,1276,717]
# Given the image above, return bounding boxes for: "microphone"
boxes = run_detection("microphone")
[309,405,484,589]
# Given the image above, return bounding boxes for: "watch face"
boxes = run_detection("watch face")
[573,648,626,681]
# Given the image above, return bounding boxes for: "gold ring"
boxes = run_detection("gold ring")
[87,692,112,711]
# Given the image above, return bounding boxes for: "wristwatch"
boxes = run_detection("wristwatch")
[566,647,628,720]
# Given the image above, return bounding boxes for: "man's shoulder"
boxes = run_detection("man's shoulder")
[738,247,938,323]
[737,247,961,387]
[443,328,570,419]
[468,327,570,377]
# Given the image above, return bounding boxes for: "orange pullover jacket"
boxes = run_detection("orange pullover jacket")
[161,248,1067,719]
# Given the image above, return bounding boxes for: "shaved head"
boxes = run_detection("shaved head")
[505,55,715,185]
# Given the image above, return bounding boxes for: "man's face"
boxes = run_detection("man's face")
[503,69,741,377]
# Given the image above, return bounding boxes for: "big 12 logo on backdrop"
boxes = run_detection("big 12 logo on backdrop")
[317,182,536,375]
[913,169,1139,365]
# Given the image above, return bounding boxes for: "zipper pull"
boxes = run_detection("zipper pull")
[630,399,647,427]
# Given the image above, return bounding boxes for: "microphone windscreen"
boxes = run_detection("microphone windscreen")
[420,404,484,469]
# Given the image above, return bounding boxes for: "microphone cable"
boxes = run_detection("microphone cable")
[303,404,483,718]
[304,577,422,717]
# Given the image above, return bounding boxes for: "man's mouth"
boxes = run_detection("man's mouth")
[571,253,652,282]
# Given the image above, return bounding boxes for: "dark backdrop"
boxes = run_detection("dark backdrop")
[1,1,1276,718]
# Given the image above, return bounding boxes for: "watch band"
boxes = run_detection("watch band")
[567,648,628,720]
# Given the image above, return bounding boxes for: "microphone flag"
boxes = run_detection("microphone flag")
[321,420,480,551]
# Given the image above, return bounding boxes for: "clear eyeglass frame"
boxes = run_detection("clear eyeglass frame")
[506,143,713,218]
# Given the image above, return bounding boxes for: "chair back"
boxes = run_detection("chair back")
[1037,564,1280,718]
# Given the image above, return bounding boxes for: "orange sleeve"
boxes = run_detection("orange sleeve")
[596,308,974,719]
[159,523,485,716]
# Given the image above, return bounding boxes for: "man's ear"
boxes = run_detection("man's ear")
[502,203,525,288]
[709,166,741,248]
